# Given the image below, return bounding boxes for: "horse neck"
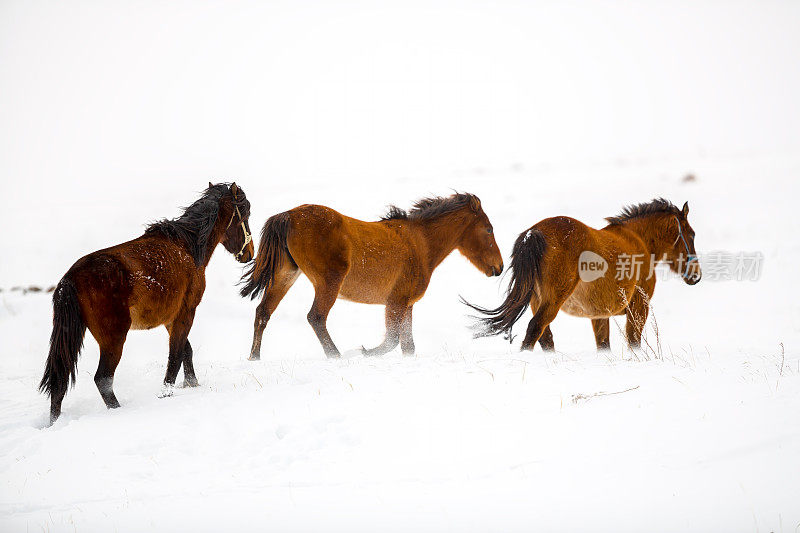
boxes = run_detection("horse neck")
[200,203,234,267]
[413,210,470,270]
[620,215,673,256]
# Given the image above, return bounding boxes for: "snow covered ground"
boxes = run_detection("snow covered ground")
[2,1,800,532]
[2,154,799,532]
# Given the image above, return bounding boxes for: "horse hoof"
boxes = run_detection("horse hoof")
[360,346,376,357]
[159,383,175,398]
[248,354,260,361]
[181,379,200,388]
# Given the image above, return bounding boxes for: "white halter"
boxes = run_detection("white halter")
[227,204,252,260]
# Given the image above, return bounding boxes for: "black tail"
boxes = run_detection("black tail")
[39,277,86,403]
[462,228,547,337]
[240,212,295,299]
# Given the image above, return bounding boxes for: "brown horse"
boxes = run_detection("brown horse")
[40,183,254,425]
[241,193,503,359]
[465,198,701,351]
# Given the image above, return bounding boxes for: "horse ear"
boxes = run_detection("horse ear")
[208,181,213,189]
[231,182,239,198]
[469,195,482,212]
[682,201,689,216]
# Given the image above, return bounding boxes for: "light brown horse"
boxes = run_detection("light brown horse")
[40,183,255,425]
[465,199,701,351]
[241,193,503,358]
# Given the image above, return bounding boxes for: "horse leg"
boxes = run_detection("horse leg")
[49,387,66,424]
[538,325,555,351]
[625,289,650,349]
[520,282,571,352]
[249,267,300,361]
[181,340,199,387]
[161,308,196,397]
[307,276,345,358]
[400,306,415,356]
[94,333,127,410]
[520,267,577,351]
[591,318,611,351]
[362,303,406,357]
[520,304,560,351]
[164,323,199,387]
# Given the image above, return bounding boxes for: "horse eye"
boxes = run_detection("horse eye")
[487,227,493,234]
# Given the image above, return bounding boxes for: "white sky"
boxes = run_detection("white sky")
[1,0,798,194]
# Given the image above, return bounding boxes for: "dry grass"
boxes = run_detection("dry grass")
[571,385,640,404]
[609,287,703,369]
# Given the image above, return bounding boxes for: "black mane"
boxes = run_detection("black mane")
[145,183,247,265]
[605,198,680,225]
[381,193,478,221]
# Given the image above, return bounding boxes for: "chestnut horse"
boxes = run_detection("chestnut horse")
[465,199,701,351]
[241,193,503,358]
[40,183,254,425]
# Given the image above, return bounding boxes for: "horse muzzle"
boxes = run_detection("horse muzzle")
[236,246,254,263]
[490,263,504,277]
[682,257,701,285]
[684,272,701,285]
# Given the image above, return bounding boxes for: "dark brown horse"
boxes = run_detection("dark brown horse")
[241,193,503,359]
[465,199,701,351]
[40,183,254,425]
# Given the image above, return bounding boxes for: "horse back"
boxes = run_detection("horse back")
[531,217,650,318]
[66,235,200,331]
[534,216,647,263]
[285,204,421,303]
